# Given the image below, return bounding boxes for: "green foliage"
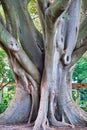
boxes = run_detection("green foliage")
[28,0,37,15]
[0,5,5,21]
[0,48,15,114]
[72,53,87,112]
[72,90,79,101]
[28,0,42,32]
[0,87,15,114]
[80,88,87,111]
[72,88,87,112]
[73,52,87,83]
[80,101,87,112]
[0,48,15,85]
[80,88,87,101]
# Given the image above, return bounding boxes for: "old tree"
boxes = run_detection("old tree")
[0,0,87,129]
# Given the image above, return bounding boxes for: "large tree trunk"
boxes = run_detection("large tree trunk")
[0,0,87,130]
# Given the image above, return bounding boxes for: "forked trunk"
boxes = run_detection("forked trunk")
[34,58,87,130]
[0,0,87,130]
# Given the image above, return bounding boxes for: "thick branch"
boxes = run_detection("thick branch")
[22,0,30,7]
[0,24,40,83]
[0,22,20,51]
[36,0,50,34]
[1,0,18,39]
[67,44,87,69]
[77,15,87,47]
[21,0,44,51]
[63,0,81,65]
[66,15,87,68]
[45,0,69,23]
[82,0,87,13]
[11,0,44,73]
[1,0,44,73]
[0,14,5,27]
[14,48,41,84]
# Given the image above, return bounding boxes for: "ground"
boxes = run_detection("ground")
[0,124,86,130]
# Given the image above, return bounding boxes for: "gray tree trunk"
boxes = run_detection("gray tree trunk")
[0,0,87,130]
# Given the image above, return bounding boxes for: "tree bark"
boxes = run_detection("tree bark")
[0,0,87,130]
[0,82,31,124]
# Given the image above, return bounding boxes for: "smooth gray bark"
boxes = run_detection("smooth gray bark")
[0,0,87,130]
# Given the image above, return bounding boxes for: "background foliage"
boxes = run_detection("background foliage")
[0,48,15,113]
[72,52,87,112]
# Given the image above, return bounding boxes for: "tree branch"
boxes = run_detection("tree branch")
[1,0,18,39]
[77,15,87,47]
[66,13,87,68]
[0,14,5,27]
[14,48,41,84]
[36,0,50,34]
[0,1,41,84]
[10,0,44,73]
[45,0,69,23]
[21,0,44,51]
[82,0,87,13]
[67,43,87,69]
[65,13,87,68]
[0,22,20,51]
[22,0,30,7]
[0,23,41,83]
[63,0,82,65]
[1,0,44,73]
[0,81,12,90]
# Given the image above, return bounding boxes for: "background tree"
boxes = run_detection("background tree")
[0,0,87,130]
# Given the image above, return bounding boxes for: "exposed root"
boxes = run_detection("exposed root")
[0,87,31,124]
[33,80,49,130]
[28,95,34,123]
[13,59,31,94]
[26,122,35,127]
[49,114,73,127]
[42,116,49,130]
[63,100,87,126]
[48,91,72,128]
[55,67,87,128]
[28,87,39,123]
[80,108,87,119]
[77,108,87,122]
[49,97,72,128]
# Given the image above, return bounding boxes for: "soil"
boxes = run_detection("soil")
[0,124,86,130]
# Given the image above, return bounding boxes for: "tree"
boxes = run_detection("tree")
[0,0,87,130]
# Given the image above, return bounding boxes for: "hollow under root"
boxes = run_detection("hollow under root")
[33,89,74,130]
[33,77,87,130]
[48,90,73,128]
